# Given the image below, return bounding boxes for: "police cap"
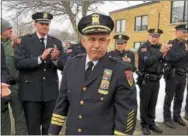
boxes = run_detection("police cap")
[114,34,129,44]
[78,13,114,35]
[148,28,163,37]
[175,24,188,33]
[32,12,53,24]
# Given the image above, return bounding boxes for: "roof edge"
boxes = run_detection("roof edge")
[109,1,160,14]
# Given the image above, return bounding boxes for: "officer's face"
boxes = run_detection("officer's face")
[148,35,160,45]
[176,30,187,41]
[116,42,126,51]
[82,34,110,60]
[35,22,50,35]
[1,28,12,40]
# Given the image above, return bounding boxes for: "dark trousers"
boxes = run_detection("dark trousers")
[163,75,186,121]
[185,80,188,116]
[23,100,56,135]
[139,81,159,128]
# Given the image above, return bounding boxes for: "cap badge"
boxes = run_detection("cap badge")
[92,14,100,25]
[43,12,48,19]
[154,29,158,33]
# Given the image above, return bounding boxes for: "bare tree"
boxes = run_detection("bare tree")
[2,0,105,41]
[11,19,35,36]
[49,28,76,42]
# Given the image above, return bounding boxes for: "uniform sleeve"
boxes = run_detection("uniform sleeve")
[48,62,70,135]
[14,38,39,69]
[114,69,137,135]
[1,43,10,83]
[54,40,67,70]
[138,46,162,66]
[131,52,136,72]
[166,42,186,62]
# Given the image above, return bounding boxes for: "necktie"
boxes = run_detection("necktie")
[40,38,45,48]
[85,61,94,80]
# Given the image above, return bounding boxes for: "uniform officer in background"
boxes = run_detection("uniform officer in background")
[48,13,137,135]
[163,24,188,128]
[14,12,66,135]
[109,34,136,71]
[65,41,86,60]
[1,18,28,135]
[138,29,171,135]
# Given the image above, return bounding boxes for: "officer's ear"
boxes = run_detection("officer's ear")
[81,36,87,48]
[107,36,110,45]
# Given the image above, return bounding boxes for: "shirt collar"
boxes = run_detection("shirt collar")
[85,54,98,70]
[36,32,47,40]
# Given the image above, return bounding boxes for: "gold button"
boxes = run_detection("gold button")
[44,69,46,71]
[100,97,104,101]
[80,100,84,105]
[83,87,87,91]
[78,115,82,119]
[44,61,46,63]
[78,128,82,133]
[43,77,46,80]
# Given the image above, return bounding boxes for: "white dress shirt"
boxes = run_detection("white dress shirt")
[85,54,98,71]
[36,33,57,65]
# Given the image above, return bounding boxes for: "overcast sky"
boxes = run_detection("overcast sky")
[2,1,144,33]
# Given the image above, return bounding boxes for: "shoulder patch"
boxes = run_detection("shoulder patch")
[23,33,33,37]
[141,48,147,52]
[125,70,134,87]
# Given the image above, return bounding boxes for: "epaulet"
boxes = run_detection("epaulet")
[127,50,134,54]
[72,53,86,59]
[141,42,149,48]
[168,40,173,44]
[50,35,60,41]
[109,56,132,69]
[24,33,33,37]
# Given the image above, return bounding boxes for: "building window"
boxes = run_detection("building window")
[171,1,188,23]
[115,19,126,33]
[135,15,148,31]
[134,42,144,50]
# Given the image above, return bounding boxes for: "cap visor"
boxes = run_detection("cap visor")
[36,19,50,24]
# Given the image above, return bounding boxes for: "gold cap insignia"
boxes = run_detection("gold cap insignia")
[154,29,158,33]
[119,35,122,39]
[43,12,48,19]
[92,14,100,25]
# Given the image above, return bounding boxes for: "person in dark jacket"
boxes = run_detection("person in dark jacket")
[14,12,67,135]
[138,28,171,135]
[65,41,86,60]
[163,24,188,128]
[109,34,136,71]
[1,18,28,135]
[48,13,137,135]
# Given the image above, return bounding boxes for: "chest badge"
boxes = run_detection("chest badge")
[98,69,113,95]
